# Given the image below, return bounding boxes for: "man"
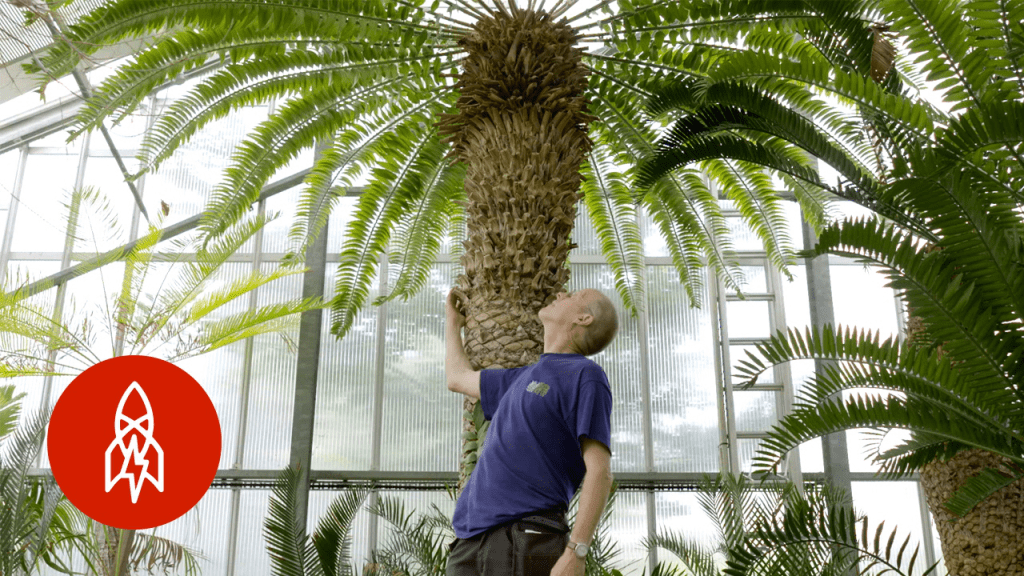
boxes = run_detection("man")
[444,287,618,576]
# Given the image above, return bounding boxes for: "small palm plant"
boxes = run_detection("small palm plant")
[0,386,82,576]
[1,186,325,576]
[646,474,938,576]
[264,465,367,576]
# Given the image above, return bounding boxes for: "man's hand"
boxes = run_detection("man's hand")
[446,288,466,328]
[550,549,585,576]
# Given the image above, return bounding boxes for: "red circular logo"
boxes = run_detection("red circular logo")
[47,355,221,530]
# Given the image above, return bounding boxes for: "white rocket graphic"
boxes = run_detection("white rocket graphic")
[105,382,164,503]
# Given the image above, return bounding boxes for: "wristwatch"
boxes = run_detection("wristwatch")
[566,540,590,559]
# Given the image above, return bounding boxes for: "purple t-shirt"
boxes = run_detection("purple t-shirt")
[451,353,613,539]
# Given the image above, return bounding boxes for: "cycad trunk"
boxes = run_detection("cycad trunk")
[437,5,594,490]
[905,299,1024,575]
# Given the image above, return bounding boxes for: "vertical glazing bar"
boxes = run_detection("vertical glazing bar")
[800,213,853,499]
[633,209,656,573]
[708,265,739,474]
[767,257,802,487]
[36,133,92,467]
[0,146,28,275]
[891,276,934,566]
[227,197,265,576]
[367,252,389,560]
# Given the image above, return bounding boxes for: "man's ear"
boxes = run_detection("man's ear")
[574,312,594,327]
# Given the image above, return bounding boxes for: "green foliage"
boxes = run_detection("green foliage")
[644,474,938,576]
[0,389,81,575]
[635,0,1024,518]
[25,0,836,338]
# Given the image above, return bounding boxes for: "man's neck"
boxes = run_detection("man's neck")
[542,331,576,354]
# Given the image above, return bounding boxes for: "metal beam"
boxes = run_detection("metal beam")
[4,168,309,302]
[286,138,330,538]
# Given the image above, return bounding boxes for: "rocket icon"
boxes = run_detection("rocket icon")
[105,382,164,503]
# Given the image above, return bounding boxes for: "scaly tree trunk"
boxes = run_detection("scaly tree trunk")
[437,4,595,490]
[906,288,1024,575]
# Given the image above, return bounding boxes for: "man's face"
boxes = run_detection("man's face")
[539,290,593,326]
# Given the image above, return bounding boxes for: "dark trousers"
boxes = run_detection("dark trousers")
[446,508,570,576]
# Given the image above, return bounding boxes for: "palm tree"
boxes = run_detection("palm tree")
[637,1,1024,573]
[23,0,865,489]
[647,474,938,576]
[0,186,324,575]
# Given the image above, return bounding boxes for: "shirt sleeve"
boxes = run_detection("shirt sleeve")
[575,368,613,454]
[479,365,529,420]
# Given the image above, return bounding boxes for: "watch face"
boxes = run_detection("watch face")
[574,543,589,558]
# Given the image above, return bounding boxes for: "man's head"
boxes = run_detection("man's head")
[538,289,619,356]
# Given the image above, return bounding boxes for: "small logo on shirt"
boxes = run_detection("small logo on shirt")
[527,381,550,397]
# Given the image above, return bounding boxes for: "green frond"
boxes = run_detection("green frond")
[199,74,436,243]
[311,490,367,576]
[184,265,309,322]
[707,158,795,279]
[265,465,317,576]
[723,490,939,576]
[191,297,322,357]
[588,80,742,301]
[807,217,1023,408]
[128,532,204,576]
[287,90,454,262]
[36,0,447,82]
[877,0,985,114]
[138,44,455,176]
[582,145,646,316]
[0,385,26,442]
[733,323,1020,435]
[379,135,466,305]
[753,394,1024,477]
[327,109,446,337]
[943,463,1024,517]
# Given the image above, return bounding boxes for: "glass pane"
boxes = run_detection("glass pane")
[725,216,761,251]
[732,264,767,294]
[567,264,644,472]
[234,489,274,576]
[149,487,233,576]
[734,390,777,433]
[780,263,810,331]
[737,438,763,473]
[261,185,302,254]
[241,262,305,470]
[647,266,718,472]
[571,200,604,256]
[831,264,900,341]
[799,437,824,473]
[655,491,719,549]
[851,482,930,575]
[638,204,668,258]
[575,490,648,575]
[0,148,18,202]
[313,267,378,470]
[725,300,771,339]
[11,152,80,253]
[380,264,460,471]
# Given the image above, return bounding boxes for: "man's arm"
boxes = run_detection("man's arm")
[552,437,614,576]
[445,288,481,399]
